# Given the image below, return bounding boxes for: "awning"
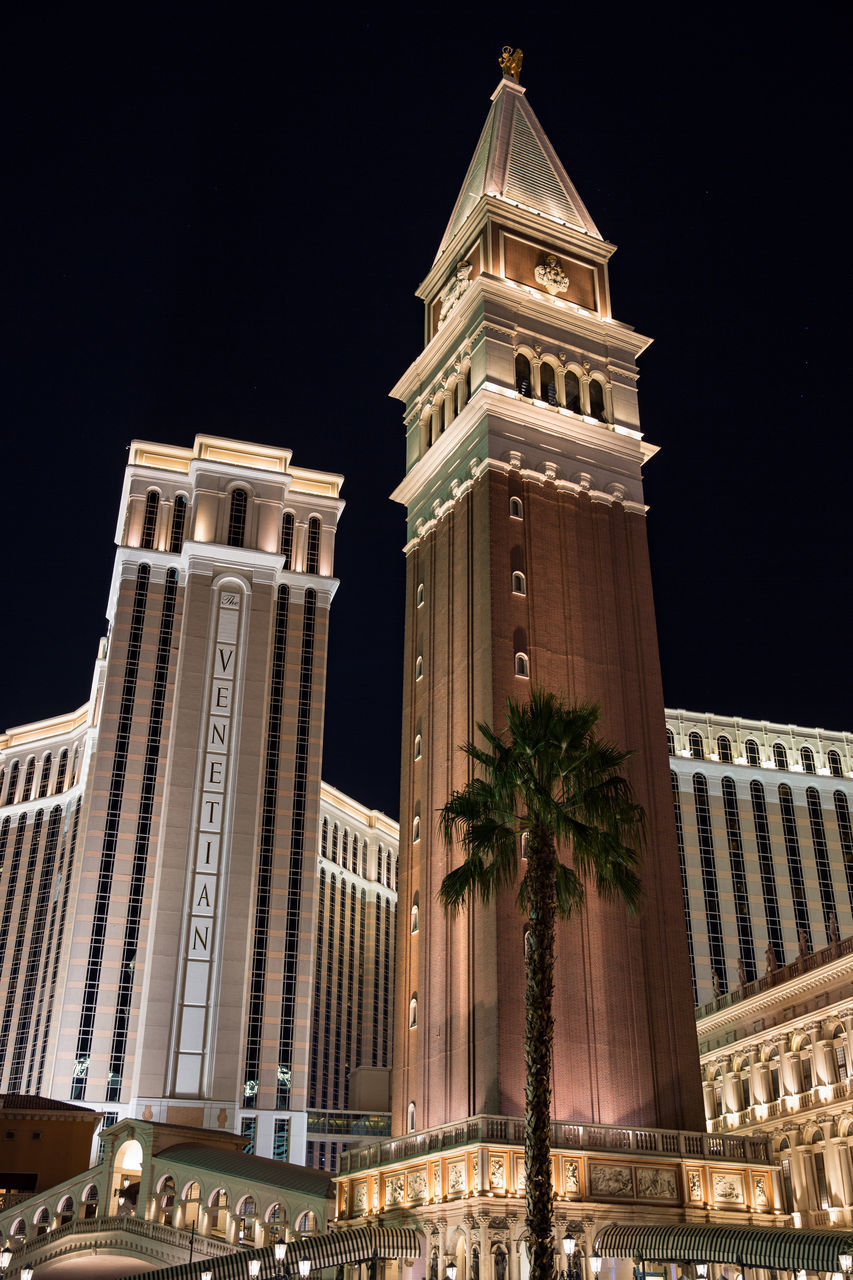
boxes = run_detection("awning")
[596,1224,853,1273]
[292,1225,423,1269]
[125,1225,422,1279]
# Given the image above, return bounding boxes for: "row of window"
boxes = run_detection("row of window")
[320,819,397,887]
[137,488,323,570]
[706,1028,849,1119]
[420,364,473,450]
[671,729,847,777]
[679,770,853,995]
[0,746,81,807]
[514,353,609,421]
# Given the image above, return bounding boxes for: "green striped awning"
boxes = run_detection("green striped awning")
[596,1224,853,1273]
[125,1226,422,1279]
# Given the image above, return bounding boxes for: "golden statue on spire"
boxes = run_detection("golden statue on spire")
[499,46,523,81]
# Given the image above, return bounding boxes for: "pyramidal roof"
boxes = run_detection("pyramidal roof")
[434,77,602,264]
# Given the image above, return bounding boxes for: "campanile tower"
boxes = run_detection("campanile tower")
[390,71,705,1138]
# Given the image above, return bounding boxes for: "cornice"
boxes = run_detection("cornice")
[391,387,654,514]
[422,196,616,302]
[698,953,853,1049]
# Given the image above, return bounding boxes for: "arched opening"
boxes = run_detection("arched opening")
[182,1181,202,1231]
[209,1188,229,1239]
[564,370,581,413]
[112,1138,143,1216]
[411,893,419,934]
[10,1218,26,1242]
[158,1175,175,1226]
[415,655,423,680]
[407,1102,416,1132]
[34,1205,50,1236]
[511,571,526,595]
[280,511,295,569]
[140,490,159,549]
[540,362,557,406]
[509,496,523,519]
[21,756,36,802]
[768,1047,780,1099]
[515,652,530,678]
[409,996,418,1029]
[238,1194,258,1243]
[717,734,733,763]
[689,731,704,760]
[56,748,69,792]
[829,749,844,778]
[834,1026,848,1080]
[169,494,187,553]
[227,488,248,548]
[305,516,321,574]
[773,742,789,770]
[295,1209,318,1234]
[37,753,52,798]
[589,378,607,421]
[414,733,422,760]
[799,1038,813,1093]
[745,739,760,767]
[82,1184,99,1220]
[666,728,675,755]
[57,1195,74,1227]
[515,353,532,397]
[416,582,424,607]
[801,745,816,774]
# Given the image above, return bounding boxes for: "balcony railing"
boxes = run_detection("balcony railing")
[338,1114,771,1174]
[696,936,853,1019]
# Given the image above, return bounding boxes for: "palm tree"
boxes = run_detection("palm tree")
[439,690,644,1280]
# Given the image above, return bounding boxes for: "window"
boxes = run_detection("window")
[768,1048,780,1100]
[834,1027,848,1079]
[565,369,581,413]
[589,378,607,421]
[666,728,676,755]
[227,488,248,547]
[801,745,816,774]
[416,582,424,607]
[800,1043,813,1093]
[829,750,844,778]
[280,512,295,568]
[37,754,51,799]
[409,996,417,1029]
[515,352,532,397]
[515,652,530,678]
[140,489,159,549]
[778,784,810,947]
[745,739,760,767]
[21,756,36,802]
[209,1188,229,1238]
[273,1118,290,1162]
[689,731,704,760]
[407,1102,416,1132]
[56,748,69,792]
[717,735,733,763]
[169,494,187,553]
[511,571,526,595]
[415,655,423,680]
[412,810,420,842]
[713,1069,723,1116]
[772,743,788,770]
[509,496,523,519]
[751,780,784,965]
[520,831,529,859]
[411,898,419,933]
[6,760,19,804]
[414,734,422,760]
[305,516,321,573]
[296,1210,318,1234]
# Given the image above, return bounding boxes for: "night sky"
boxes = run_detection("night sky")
[3,8,848,819]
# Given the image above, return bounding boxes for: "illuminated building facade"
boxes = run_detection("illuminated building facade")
[0,435,397,1171]
[667,711,853,1007]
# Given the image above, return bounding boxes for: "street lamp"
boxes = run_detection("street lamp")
[249,1262,262,1279]
[0,1247,12,1272]
[560,1233,582,1280]
[447,1265,458,1280]
[589,1252,602,1277]
[274,1239,287,1280]
[201,1270,212,1280]
[21,1267,34,1280]
[840,1257,852,1277]
[696,1267,708,1280]
[299,1258,311,1279]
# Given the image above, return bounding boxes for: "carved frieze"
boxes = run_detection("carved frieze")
[534,254,570,296]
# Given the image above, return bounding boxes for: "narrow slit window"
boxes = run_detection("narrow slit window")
[515,652,530,678]
[511,571,526,595]
[227,488,248,548]
[140,490,159,549]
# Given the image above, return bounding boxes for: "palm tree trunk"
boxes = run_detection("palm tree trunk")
[524,831,556,1280]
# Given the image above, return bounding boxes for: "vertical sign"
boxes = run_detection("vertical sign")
[173,589,242,1095]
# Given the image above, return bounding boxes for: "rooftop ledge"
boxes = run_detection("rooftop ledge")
[338,1113,771,1175]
